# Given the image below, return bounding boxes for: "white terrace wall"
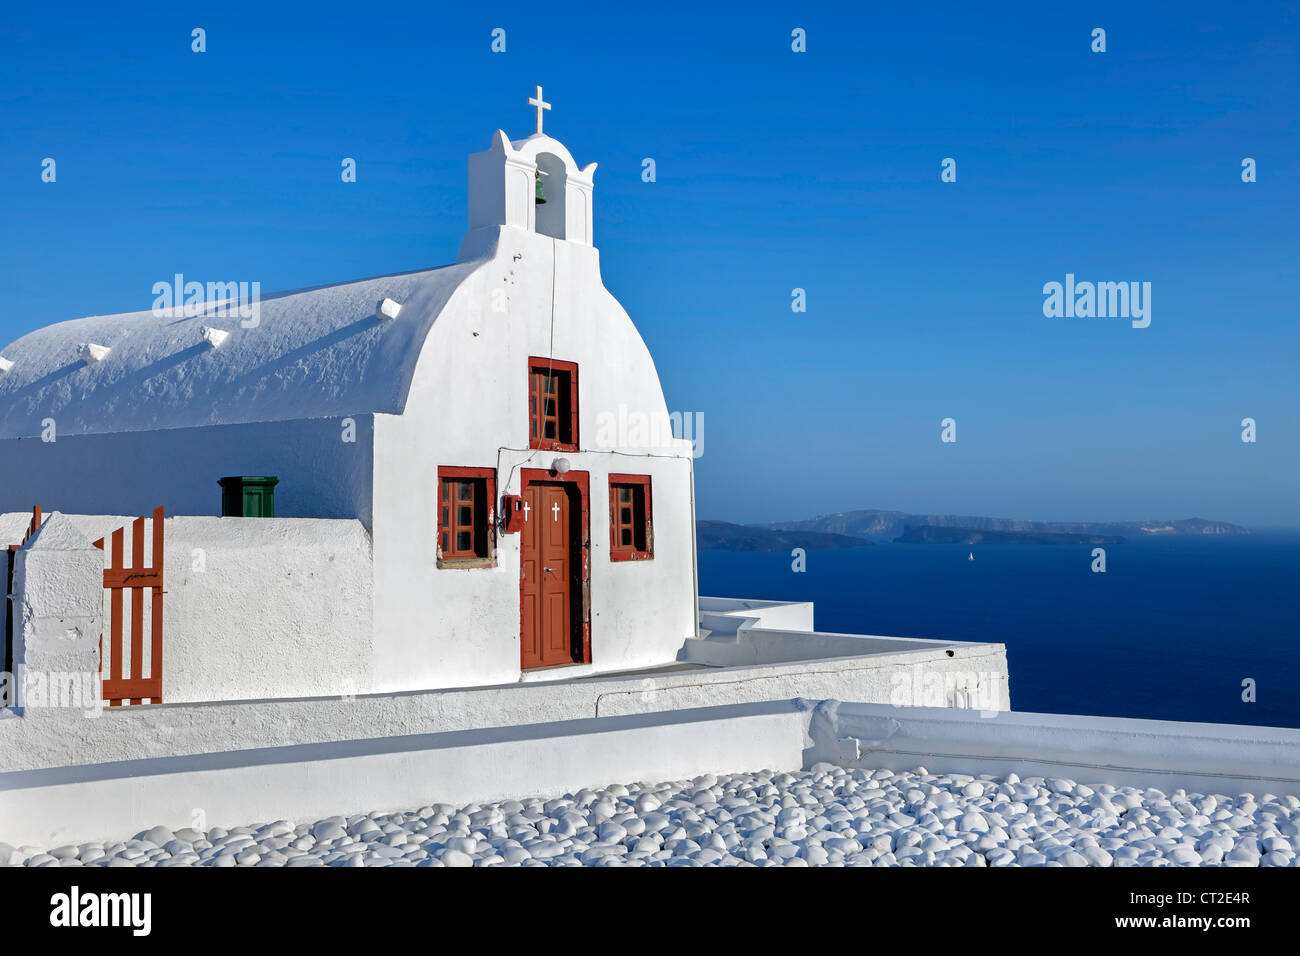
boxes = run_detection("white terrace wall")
[805,701,1300,798]
[700,597,816,632]
[0,416,374,526]
[7,513,373,707]
[0,701,812,848]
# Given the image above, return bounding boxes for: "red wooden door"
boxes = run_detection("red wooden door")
[520,481,573,669]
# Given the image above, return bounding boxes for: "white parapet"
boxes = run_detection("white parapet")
[0,701,809,848]
[77,343,111,364]
[200,326,230,349]
[805,700,1300,798]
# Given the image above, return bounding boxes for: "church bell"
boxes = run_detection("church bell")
[534,170,547,205]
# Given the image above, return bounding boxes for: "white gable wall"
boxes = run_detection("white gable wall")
[368,225,698,691]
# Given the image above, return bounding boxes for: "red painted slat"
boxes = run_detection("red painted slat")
[102,678,157,698]
[102,569,161,588]
[150,506,164,704]
[130,517,144,687]
[110,529,124,684]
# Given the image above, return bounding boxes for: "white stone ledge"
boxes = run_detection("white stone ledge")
[0,701,810,848]
[0,643,1010,774]
[809,701,1300,797]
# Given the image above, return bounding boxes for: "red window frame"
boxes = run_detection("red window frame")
[437,466,497,566]
[528,357,579,452]
[608,474,653,561]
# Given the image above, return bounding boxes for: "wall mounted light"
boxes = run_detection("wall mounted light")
[552,457,571,475]
[0,355,13,374]
[377,297,402,321]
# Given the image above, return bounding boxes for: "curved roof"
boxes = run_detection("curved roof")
[0,261,479,438]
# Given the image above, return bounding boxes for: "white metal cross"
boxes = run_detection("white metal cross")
[528,85,551,135]
[551,501,561,521]
[522,501,531,521]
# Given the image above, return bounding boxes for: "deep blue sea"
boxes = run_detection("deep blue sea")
[699,535,1300,729]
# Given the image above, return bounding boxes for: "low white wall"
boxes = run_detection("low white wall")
[7,513,374,707]
[807,701,1300,797]
[685,626,970,667]
[700,597,814,632]
[9,695,1298,849]
[160,517,373,703]
[0,701,810,848]
[0,640,1010,775]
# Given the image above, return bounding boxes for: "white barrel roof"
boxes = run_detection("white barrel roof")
[0,262,477,438]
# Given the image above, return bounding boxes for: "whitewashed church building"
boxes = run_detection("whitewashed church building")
[0,97,702,695]
[0,93,1013,845]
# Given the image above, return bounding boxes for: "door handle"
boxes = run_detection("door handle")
[543,567,554,572]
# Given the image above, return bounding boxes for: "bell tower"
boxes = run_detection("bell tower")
[465,86,597,246]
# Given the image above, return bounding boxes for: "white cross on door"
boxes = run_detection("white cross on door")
[551,501,561,521]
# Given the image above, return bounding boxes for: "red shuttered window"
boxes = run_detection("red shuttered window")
[528,358,579,451]
[437,466,496,566]
[609,474,653,561]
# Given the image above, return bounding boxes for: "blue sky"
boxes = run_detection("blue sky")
[2,2,1297,527]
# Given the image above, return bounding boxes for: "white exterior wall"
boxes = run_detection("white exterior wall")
[367,224,697,692]
[0,417,374,524]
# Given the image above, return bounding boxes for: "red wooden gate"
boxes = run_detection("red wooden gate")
[94,507,164,706]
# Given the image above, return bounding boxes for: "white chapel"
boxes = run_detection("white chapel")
[0,91,699,694]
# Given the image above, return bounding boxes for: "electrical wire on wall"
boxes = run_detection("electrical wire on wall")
[495,232,693,535]
[497,235,560,529]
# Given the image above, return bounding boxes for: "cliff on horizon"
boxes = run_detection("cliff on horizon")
[893,525,1125,546]
[696,520,872,552]
[761,510,1250,542]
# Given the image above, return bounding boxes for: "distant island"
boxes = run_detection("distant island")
[760,510,1250,541]
[893,525,1124,546]
[696,509,1249,551]
[696,520,871,553]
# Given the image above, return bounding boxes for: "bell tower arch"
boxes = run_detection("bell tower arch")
[464,87,597,246]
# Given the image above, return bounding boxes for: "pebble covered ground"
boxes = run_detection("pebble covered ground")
[7,764,1300,867]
